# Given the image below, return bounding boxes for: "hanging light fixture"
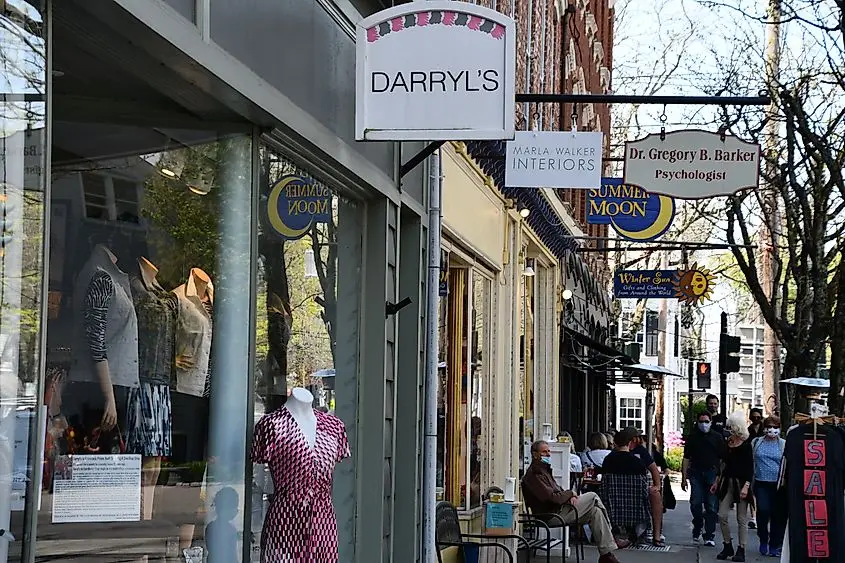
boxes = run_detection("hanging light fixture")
[519,207,531,218]
[522,258,535,277]
[304,249,319,278]
[562,289,573,300]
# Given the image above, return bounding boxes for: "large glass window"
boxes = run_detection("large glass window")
[40,122,253,562]
[249,144,359,561]
[0,2,47,560]
[435,262,492,511]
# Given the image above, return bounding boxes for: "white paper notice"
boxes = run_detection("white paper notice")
[52,454,141,523]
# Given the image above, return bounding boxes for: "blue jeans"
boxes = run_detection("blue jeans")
[689,468,718,540]
[753,481,786,549]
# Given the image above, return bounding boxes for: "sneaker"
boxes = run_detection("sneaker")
[705,539,717,547]
[692,533,701,544]
[768,547,782,558]
[748,520,757,530]
[760,543,769,556]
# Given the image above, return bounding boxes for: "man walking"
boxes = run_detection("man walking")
[522,440,630,562]
[681,411,725,547]
[707,394,728,436]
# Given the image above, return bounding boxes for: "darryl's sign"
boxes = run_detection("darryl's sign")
[355,1,516,141]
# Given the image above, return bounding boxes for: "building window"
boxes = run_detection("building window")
[618,397,644,430]
[645,310,659,356]
[436,265,492,510]
[81,171,142,223]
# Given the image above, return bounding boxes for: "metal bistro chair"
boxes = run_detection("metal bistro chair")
[519,483,584,563]
[435,501,514,563]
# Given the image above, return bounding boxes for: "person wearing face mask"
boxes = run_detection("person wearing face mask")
[707,394,728,436]
[750,416,786,558]
[681,412,726,547]
[521,440,630,563]
[712,411,754,562]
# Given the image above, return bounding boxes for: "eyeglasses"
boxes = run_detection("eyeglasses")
[764,426,779,429]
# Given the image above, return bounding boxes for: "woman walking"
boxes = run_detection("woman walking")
[713,411,753,562]
[751,416,786,558]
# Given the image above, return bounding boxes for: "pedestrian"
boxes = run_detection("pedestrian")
[714,411,753,562]
[751,415,786,558]
[628,429,664,546]
[747,408,764,531]
[681,411,725,547]
[521,440,630,563]
[706,394,728,436]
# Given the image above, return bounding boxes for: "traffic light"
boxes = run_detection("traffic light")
[719,333,741,374]
[697,362,712,389]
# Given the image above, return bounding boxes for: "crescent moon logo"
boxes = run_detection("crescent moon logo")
[610,194,675,241]
[267,176,317,240]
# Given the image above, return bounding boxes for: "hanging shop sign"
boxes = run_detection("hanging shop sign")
[266,175,332,240]
[614,264,715,304]
[586,178,675,241]
[505,131,603,188]
[623,130,760,199]
[355,1,516,141]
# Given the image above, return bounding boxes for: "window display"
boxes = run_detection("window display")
[37,123,253,562]
[250,145,353,562]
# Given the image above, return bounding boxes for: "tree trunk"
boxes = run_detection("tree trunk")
[828,263,845,416]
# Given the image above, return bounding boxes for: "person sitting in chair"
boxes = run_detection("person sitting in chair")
[522,440,630,563]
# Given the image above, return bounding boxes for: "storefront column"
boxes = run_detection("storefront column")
[334,197,366,562]
[533,264,559,438]
[392,208,426,562]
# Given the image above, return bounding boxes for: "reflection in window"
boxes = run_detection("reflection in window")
[42,127,253,561]
[251,145,352,560]
[468,271,490,509]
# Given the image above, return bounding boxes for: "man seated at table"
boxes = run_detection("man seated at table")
[603,429,663,546]
[522,440,630,563]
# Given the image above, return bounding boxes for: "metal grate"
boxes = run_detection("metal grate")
[635,543,672,553]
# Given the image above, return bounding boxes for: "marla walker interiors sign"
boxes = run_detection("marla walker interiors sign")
[355,2,516,141]
[623,130,761,199]
[505,131,603,188]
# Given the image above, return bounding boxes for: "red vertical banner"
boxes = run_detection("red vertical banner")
[804,470,827,496]
[805,440,827,466]
[808,529,830,558]
[805,499,829,527]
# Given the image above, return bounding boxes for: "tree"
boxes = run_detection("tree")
[694,1,845,419]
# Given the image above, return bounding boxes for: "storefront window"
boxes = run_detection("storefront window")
[250,144,356,562]
[1,2,47,560]
[40,123,253,561]
[436,261,492,510]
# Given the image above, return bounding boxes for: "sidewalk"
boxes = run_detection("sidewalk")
[554,479,773,563]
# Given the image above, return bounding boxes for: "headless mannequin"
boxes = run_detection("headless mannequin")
[93,245,119,432]
[285,388,317,448]
[137,257,164,521]
[191,268,212,303]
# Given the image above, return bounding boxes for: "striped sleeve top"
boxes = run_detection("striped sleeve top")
[83,271,113,362]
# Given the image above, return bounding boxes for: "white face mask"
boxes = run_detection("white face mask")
[766,427,781,438]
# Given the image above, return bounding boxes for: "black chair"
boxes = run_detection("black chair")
[519,483,584,563]
[435,501,514,563]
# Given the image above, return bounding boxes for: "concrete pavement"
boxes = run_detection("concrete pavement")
[551,476,782,563]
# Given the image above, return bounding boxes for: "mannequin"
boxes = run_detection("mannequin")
[172,268,215,551]
[128,257,177,520]
[251,387,350,562]
[284,388,317,448]
[66,244,140,454]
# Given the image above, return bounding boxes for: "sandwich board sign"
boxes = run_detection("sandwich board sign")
[355,1,516,141]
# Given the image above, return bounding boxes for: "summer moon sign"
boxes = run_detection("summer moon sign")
[355,2,516,141]
[624,130,761,199]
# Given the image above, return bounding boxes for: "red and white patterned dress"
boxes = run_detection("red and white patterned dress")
[251,407,350,562]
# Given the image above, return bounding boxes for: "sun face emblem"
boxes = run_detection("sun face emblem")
[673,263,715,304]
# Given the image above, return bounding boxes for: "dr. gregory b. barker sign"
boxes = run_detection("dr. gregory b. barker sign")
[355,2,516,141]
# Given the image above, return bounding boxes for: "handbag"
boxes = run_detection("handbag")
[662,474,677,510]
[84,424,126,454]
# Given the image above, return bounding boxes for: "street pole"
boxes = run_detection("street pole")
[422,149,442,563]
[687,358,694,436]
[760,0,782,416]
[720,311,728,418]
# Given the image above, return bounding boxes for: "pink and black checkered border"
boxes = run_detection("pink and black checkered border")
[366,11,506,43]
